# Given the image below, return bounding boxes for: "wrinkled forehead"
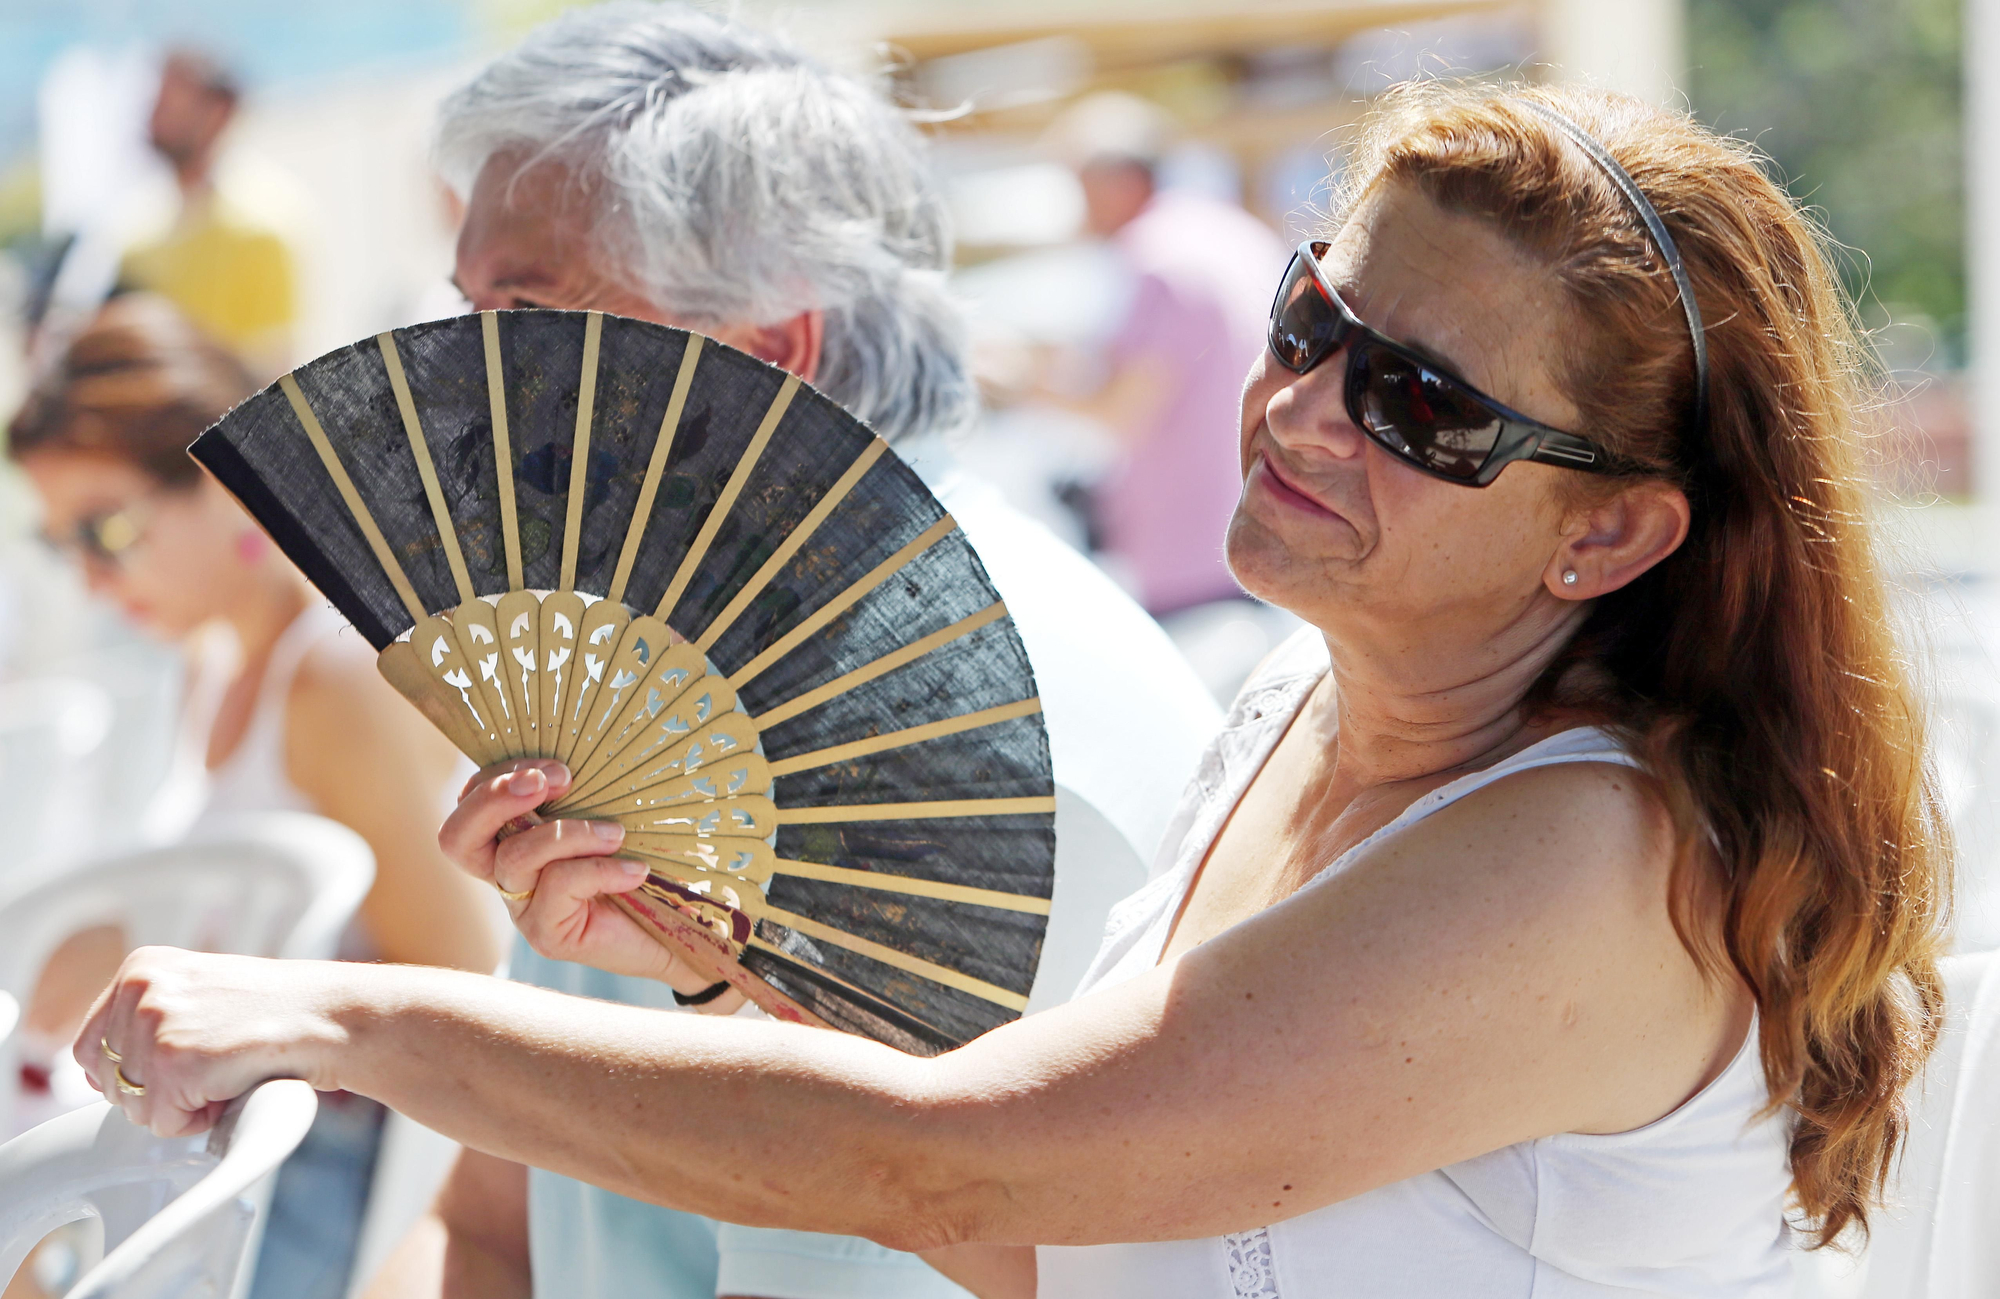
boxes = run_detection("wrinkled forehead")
[461,151,597,241]
[1317,179,1580,427]
[456,154,607,287]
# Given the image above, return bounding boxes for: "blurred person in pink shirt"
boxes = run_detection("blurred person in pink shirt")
[1044,93,1288,616]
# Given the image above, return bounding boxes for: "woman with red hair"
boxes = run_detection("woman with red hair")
[81,84,1946,1298]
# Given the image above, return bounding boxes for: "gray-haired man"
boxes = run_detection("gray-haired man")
[369,6,1220,1298]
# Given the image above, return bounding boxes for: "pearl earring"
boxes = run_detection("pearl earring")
[1561,570,1579,587]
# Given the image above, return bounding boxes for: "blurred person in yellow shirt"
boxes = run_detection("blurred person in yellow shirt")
[119,50,297,377]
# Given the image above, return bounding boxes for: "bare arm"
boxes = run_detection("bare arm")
[79,764,1743,1250]
[285,638,500,973]
[363,1149,529,1299]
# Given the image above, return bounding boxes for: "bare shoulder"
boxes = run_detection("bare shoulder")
[288,627,383,695]
[1241,753,1740,1137]
[1381,756,1675,910]
[285,630,456,771]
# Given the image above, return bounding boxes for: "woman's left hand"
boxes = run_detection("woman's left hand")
[75,947,351,1137]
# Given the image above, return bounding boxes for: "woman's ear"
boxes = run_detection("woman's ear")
[1546,481,1690,599]
[709,310,825,385]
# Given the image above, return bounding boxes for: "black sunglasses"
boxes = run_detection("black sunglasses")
[40,501,151,568]
[1268,241,1633,487]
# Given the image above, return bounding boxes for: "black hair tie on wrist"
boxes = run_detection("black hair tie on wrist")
[672,980,732,1007]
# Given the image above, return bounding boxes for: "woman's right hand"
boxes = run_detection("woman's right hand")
[439,760,702,989]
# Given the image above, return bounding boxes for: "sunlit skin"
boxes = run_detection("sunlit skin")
[83,181,1741,1299]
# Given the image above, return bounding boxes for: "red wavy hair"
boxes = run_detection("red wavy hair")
[1336,82,1951,1246]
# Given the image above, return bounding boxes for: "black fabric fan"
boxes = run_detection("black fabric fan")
[191,309,1053,1055]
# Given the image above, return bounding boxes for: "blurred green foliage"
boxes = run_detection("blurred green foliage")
[1688,0,1962,360]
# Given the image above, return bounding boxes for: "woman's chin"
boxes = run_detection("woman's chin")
[116,601,182,640]
[1223,520,1306,611]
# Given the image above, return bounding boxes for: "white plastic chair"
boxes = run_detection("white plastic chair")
[0,1080,317,1299]
[1852,949,2000,1298]
[0,811,375,1007]
[61,641,193,854]
[0,676,113,888]
[0,992,18,1138]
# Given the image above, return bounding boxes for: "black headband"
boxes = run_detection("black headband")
[1519,100,1709,435]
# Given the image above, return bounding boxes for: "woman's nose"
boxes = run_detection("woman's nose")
[1266,351,1367,460]
[79,558,119,599]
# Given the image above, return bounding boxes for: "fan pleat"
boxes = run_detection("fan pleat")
[605,333,703,603]
[289,344,465,615]
[732,533,1007,718]
[736,948,984,1056]
[772,815,1055,902]
[745,929,1030,1053]
[768,713,1054,809]
[610,351,793,616]
[389,318,513,592]
[762,878,1043,994]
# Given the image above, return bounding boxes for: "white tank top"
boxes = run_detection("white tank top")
[1037,631,1795,1299]
[192,601,345,825]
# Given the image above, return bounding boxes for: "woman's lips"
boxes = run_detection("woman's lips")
[1252,452,1338,519]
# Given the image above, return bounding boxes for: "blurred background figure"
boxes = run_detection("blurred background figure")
[119,50,300,378]
[1030,92,1285,620]
[5,294,500,1299]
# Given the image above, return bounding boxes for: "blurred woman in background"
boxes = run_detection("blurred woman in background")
[6,293,500,1299]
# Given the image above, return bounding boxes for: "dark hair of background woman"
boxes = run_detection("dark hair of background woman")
[9,293,255,482]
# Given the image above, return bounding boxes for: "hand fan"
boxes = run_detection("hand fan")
[190,309,1053,1055]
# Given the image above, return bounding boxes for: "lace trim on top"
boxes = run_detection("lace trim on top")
[1224,1227,1279,1298]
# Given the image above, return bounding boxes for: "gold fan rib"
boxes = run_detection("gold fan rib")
[752,911,1030,1011]
[608,334,703,605]
[559,311,603,592]
[655,374,801,620]
[752,602,1008,729]
[278,374,427,624]
[771,858,1051,915]
[766,697,1042,778]
[774,796,1056,824]
[482,312,523,590]
[695,439,887,653]
[377,334,474,604]
[728,516,957,690]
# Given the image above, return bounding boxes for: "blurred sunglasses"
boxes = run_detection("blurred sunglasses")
[1268,241,1633,487]
[42,503,150,567]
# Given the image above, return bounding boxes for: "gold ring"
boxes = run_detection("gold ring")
[495,881,534,903]
[113,1066,146,1097]
[100,1039,123,1064]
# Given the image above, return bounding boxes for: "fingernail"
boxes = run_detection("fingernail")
[506,769,546,796]
[618,859,647,877]
[591,820,624,842]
